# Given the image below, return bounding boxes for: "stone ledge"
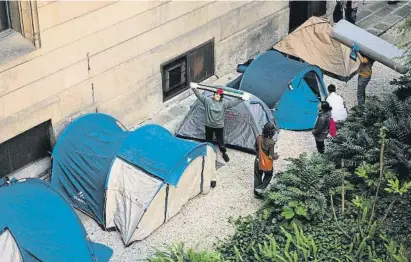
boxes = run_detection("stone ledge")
[0,29,36,65]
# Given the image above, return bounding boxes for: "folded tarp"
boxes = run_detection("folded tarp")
[274,16,360,81]
[330,19,409,74]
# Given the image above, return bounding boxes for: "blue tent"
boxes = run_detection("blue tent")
[51,113,216,245]
[0,179,112,262]
[239,51,328,130]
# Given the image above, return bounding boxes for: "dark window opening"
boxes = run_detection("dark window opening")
[0,1,10,32]
[0,121,53,178]
[162,39,215,101]
[289,1,327,33]
[162,57,187,99]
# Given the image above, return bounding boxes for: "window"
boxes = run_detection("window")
[161,39,215,101]
[0,1,40,57]
[0,1,9,32]
[0,121,53,178]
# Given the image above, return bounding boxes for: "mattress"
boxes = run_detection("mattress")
[330,20,408,74]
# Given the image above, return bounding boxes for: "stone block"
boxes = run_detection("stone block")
[356,9,373,22]
[373,22,392,31]
[215,32,248,77]
[357,14,383,28]
[366,28,383,36]
[395,4,411,17]
[38,1,111,31]
[366,1,388,11]
[375,6,396,16]
[56,81,94,123]
[98,81,149,129]
[382,14,406,25]
[0,96,60,143]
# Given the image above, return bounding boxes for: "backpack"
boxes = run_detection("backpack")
[329,118,337,137]
[333,1,343,23]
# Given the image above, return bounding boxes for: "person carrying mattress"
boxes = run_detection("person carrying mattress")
[192,86,242,163]
[356,51,374,105]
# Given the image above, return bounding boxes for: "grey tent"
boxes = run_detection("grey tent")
[175,88,279,152]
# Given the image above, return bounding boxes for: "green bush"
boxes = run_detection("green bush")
[262,153,348,223]
[326,75,411,180]
[148,243,223,262]
[217,216,278,261]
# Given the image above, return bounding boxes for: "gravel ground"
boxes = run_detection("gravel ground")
[83,18,408,261]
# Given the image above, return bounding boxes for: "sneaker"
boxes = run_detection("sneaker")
[254,190,263,199]
[222,153,230,162]
[211,181,217,188]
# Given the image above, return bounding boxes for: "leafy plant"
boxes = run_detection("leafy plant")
[281,201,308,221]
[148,243,223,262]
[263,153,346,223]
[326,81,411,180]
[385,178,411,196]
[217,216,277,261]
[248,223,318,262]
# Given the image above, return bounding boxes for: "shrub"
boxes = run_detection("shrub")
[148,243,223,262]
[217,216,277,261]
[262,153,348,223]
[326,79,411,180]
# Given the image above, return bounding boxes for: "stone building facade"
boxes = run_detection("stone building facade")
[0,1,330,178]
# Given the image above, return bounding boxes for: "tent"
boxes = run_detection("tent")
[0,179,112,262]
[175,87,279,152]
[239,50,328,131]
[51,113,216,245]
[273,16,360,81]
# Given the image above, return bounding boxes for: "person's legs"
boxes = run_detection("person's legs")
[344,7,354,24]
[214,127,229,162]
[316,140,325,154]
[261,171,274,190]
[205,126,217,188]
[254,159,264,198]
[357,76,370,105]
[351,8,358,24]
[205,126,214,143]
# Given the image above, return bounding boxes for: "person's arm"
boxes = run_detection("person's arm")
[192,88,206,105]
[269,142,275,160]
[312,116,325,136]
[224,98,243,109]
[356,52,368,64]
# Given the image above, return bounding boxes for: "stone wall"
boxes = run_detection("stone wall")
[0,1,290,144]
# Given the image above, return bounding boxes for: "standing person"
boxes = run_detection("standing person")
[192,86,242,162]
[254,122,278,198]
[312,101,332,154]
[326,84,348,122]
[333,0,344,23]
[343,0,362,24]
[356,52,374,105]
